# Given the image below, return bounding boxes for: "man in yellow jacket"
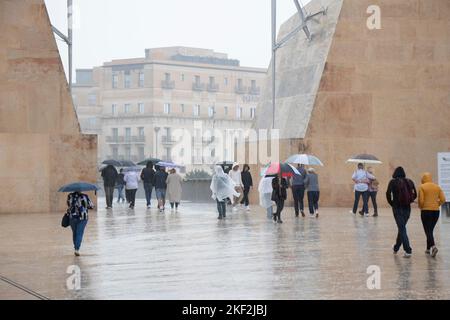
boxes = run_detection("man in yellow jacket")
[418,172,446,257]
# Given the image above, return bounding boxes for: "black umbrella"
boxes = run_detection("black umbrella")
[102,159,122,167]
[58,182,99,193]
[137,158,162,166]
[119,160,136,167]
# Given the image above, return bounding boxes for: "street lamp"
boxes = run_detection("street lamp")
[271,0,327,129]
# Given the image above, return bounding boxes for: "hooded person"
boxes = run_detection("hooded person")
[211,166,240,219]
[418,172,446,257]
[386,166,417,258]
[258,176,274,219]
[228,162,244,211]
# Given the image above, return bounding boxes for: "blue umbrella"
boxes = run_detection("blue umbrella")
[58,182,99,193]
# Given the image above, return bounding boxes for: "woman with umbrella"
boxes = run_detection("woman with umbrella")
[60,182,96,257]
[211,166,240,219]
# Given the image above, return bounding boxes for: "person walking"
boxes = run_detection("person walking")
[240,164,253,211]
[418,172,446,257]
[166,168,183,212]
[359,167,379,216]
[228,163,244,211]
[101,164,118,209]
[116,168,126,203]
[211,166,240,220]
[66,191,94,256]
[351,163,374,217]
[305,168,320,218]
[154,166,168,213]
[290,164,307,217]
[258,176,274,220]
[386,167,417,258]
[141,161,156,209]
[124,169,139,209]
[271,175,288,224]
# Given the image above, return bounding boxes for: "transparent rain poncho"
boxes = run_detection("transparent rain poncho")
[258,177,274,209]
[210,166,240,203]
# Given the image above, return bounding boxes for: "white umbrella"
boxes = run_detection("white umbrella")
[347,154,382,165]
[286,154,324,166]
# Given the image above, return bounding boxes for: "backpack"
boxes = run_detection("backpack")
[397,178,414,207]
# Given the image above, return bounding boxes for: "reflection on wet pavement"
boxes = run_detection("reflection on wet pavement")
[1,199,450,299]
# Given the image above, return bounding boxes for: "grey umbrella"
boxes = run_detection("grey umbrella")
[347,154,382,165]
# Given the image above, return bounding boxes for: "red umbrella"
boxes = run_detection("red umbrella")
[263,162,300,178]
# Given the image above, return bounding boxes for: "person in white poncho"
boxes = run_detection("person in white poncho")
[211,166,240,219]
[258,176,274,219]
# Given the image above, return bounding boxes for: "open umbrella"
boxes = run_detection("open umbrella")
[58,182,99,193]
[156,161,185,168]
[262,162,300,178]
[286,154,324,166]
[137,158,162,166]
[102,159,122,167]
[347,154,382,165]
[122,166,142,172]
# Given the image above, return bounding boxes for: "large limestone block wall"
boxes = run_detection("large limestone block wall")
[254,0,450,207]
[0,0,97,213]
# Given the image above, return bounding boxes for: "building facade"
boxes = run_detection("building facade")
[73,47,266,172]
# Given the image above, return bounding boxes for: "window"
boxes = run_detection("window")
[139,72,145,87]
[125,146,131,160]
[224,106,228,115]
[194,75,200,84]
[125,128,131,141]
[209,76,215,85]
[138,103,145,114]
[88,117,96,127]
[124,72,131,88]
[224,77,228,86]
[124,103,131,114]
[165,73,171,81]
[112,74,118,88]
[112,104,117,115]
[193,104,200,117]
[210,148,215,157]
[112,147,118,158]
[236,106,242,119]
[251,80,256,88]
[138,127,145,138]
[208,106,215,118]
[237,78,243,87]
[112,128,119,138]
[179,148,185,157]
[88,93,96,106]
[138,147,145,160]
[250,107,256,119]
[181,104,185,113]
[164,103,171,114]
[180,74,185,81]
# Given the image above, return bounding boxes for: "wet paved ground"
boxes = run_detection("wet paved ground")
[1,198,450,300]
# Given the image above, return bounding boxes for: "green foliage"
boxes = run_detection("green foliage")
[184,169,212,180]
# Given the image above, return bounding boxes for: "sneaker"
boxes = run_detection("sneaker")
[431,246,438,258]
[245,206,250,211]
[316,213,319,218]
[273,215,277,222]
[350,210,355,214]
[403,252,412,258]
[295,213,299,218]
[359,211,364,216]
[372,212,378,217]
[392,245,399,255]
[425,249,431,255]
[277,219,283,224]
[147,205,151,209]
[364,213,370,217]
[74,250,80,257]
[218,216,222,220]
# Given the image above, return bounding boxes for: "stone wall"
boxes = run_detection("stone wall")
[254,0,450,207]
[0,0,97,213]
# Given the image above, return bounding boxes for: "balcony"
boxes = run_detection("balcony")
[106,136,146,144]
[161,80,175,90]
[248,86,261,95]
[161,135,177,145]
[235,85,247,95]
[207,83,219,92]
[192,82,205,91]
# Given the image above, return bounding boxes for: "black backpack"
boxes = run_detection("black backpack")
[397,178,414,207]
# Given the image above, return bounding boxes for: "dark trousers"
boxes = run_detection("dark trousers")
[274,199,285,221]
[353,191,369,214]
[127,189,137,207]
[170,202,180,209]
[369,191,378,213]
[292,185,305,214]
[217,200,226,218]
[307,191,320,214]
[240,186,251,206]
[70,218,88,251]
[393,207,412,254]
[421,210,440,250]
[104,185,115,207]
[144,183,153,206]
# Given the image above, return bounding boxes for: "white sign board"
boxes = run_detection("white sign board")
[438,153,450,200]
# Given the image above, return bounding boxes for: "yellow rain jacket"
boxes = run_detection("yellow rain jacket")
[418,173,446,211]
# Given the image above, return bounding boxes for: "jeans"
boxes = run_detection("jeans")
[266,206,273,219]
[353,191,369,214]
[274,199,285,221]
[421,210,440,250]
[217,200,226,218]
[70,218,88,251]
[144,183,153,206]
[127,189,137,207]
[117,185,125,202]
[393,206,412,254]
[155,188,166,200]
[240,186,251,206]
[104,185,115,208]
[292,185,305,214]
[369,191,378,214]
[307,191,320,214]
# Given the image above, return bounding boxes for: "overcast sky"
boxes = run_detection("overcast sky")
[45,0,312,75]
